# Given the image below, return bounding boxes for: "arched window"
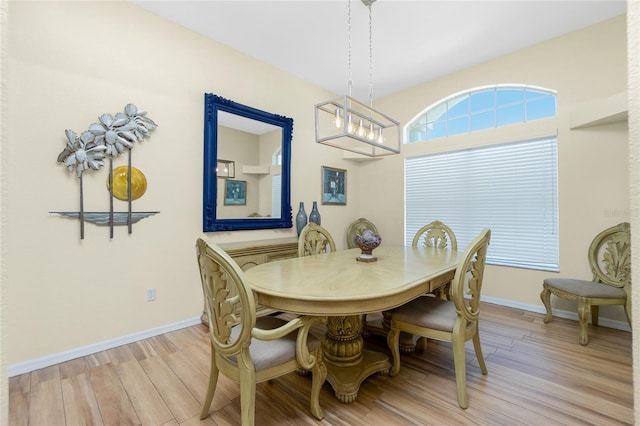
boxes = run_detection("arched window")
[406,85,556,142]
[404,85,559,271]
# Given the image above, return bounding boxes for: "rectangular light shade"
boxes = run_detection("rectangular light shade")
[315,95,401,157]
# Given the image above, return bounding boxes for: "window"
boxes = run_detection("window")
[272,147,282,217]
[405,137,559,271]
[272,147,282,166]
[407,86,557,142]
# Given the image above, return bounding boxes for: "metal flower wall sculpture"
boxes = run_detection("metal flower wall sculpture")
[53,104,159,239]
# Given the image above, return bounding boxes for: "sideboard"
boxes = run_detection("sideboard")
[200,237,299,324]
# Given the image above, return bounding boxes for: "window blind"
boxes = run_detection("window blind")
[405,136,559,271]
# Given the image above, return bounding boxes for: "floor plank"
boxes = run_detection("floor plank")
[61,373,104,426]
[114,359,174,425]
[88,363,140,426]
[139,355,202,423]
[28,379,65,426]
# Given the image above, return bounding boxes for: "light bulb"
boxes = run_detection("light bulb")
[377,128,385,144]
[367,124,376,140]
[347,115,355,134]
[333,108,343,128]
[357,119,366,137]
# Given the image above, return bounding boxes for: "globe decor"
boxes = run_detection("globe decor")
[51,103,159,239]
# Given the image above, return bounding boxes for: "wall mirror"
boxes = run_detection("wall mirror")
[203,94,293,231]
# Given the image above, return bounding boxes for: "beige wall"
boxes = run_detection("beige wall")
[6,1,360,366]
[5,1,631,370]
[364,15,629,321]
[216,126,260,218]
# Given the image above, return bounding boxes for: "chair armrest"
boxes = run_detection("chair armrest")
[295,316,327,369]
[251,316,326,369]
[251,315,325,340]
[252,316,304,341]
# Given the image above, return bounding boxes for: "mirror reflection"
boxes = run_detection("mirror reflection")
[203,94,292,232]
[216,111,282,219]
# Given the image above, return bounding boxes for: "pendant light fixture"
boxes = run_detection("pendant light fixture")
[315,0,400,157]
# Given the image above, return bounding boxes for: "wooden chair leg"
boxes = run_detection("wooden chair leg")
[591,305,599,326]
[387,324,402,377]
[451,336,468,409]
[200,352,219,420]
[416,336,428,353]
[624,298,632,329]
[577,298,590,345]
[309,348,326,420]
[540,285,553,323]
[239,366,257,426]
[472,332,487,375]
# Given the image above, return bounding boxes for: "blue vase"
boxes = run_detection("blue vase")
[296,202,307,236]
[309,201,321,226]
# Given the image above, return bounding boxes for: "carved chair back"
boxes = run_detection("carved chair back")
[451,228,491,324]
[588,222,631,290]
[196,238,256,357]
[412,220,458,251]
[298,222,336,257]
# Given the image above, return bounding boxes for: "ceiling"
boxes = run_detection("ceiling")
[130,0,626,102]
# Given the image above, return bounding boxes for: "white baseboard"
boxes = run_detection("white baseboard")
[9,297,632,377]
[8,316,202,377]
[481,295,632,332]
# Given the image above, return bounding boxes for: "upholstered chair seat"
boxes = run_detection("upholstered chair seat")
[390,296,458,331]
[543,278,627,299]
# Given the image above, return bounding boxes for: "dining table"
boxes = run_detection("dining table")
[243,245,461,403]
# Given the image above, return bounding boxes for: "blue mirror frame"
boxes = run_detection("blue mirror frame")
[203,94,293,231]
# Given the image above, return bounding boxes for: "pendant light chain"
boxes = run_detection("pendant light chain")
[347,0,352,97]
[368,2,374,108]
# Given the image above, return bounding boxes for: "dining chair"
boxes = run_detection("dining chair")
[195,238,327,424]
[346,217,379,249]
[387,228,491,409]
[540,222,631,345]
[298,222,336,256]
[364,220,458,341]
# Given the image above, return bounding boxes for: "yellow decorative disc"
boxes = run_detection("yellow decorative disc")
[107,166,147,201]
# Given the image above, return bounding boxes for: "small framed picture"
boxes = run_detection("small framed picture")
[224,180,247,205]
[321,166,346,205]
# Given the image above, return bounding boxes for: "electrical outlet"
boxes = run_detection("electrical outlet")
[146,288,156,302]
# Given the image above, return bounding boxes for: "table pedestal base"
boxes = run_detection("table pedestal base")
[322,315,390,403]
[325,349,390,403]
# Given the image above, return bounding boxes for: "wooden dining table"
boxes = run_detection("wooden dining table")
[243,245,461,403]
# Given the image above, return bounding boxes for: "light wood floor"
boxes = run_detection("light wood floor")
[9,303,633,425]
